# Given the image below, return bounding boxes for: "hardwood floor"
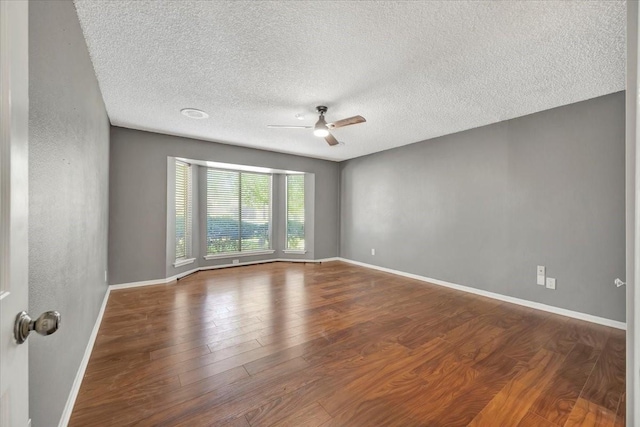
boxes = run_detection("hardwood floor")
[69,261,626,426]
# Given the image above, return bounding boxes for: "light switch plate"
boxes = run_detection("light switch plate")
[546,277,556,290]
[537,266,545,286]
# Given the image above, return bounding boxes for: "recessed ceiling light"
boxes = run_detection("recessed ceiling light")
[180,108,209,119]
[295,113,305,120]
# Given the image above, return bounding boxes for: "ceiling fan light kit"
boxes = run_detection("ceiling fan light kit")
[313,106,330,137]
[313,128,329,137]
[268,105,366,147]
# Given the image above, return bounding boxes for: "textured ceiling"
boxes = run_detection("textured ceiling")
[74,1,625,162]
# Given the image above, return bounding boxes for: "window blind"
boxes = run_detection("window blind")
[207,169,271,254]
[286,174,305,250]
[241,173,271,251]
[175,160,192,260]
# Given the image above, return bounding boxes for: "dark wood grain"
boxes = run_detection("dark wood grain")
[270,402,331,427]
[580,330,626,411]
[518,411,558,427]
[68,261,626,426]
[530,342,601,425]
[565,398,618,427]
[468,349,565,426]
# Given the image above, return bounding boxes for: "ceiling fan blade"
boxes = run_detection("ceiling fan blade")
[267,125,313,129]
[327,115,366,129]
[325,132,339,146]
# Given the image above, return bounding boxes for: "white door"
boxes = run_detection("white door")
[0,1,30,426]
[629,2,640,425]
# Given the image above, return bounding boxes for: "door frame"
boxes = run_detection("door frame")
[0,0,30,426]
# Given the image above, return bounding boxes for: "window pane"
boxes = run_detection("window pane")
[286,175,305,250]
[207,169,240,254]
[241,173,271,251]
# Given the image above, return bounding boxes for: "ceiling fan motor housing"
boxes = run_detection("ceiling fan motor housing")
[314,106,329,132]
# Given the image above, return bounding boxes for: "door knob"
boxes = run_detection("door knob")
[14,310,61,344]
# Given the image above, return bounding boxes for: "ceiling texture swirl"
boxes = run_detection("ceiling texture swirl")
[74,1,625,161]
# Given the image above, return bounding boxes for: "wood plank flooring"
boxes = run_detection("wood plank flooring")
[69,261,626,426]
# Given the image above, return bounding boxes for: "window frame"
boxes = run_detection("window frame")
[174,159,193,263]
[204,167,274,259]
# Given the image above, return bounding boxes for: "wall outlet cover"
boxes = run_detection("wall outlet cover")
[232,259,240,265]
[371,248,375,256]
[537,275,545,286]
[537,265,545,275]
[546,277,556,290]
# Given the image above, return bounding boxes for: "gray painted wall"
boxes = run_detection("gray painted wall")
[109,127,339,285]
[340,92,626,322]
[29,1,110,426]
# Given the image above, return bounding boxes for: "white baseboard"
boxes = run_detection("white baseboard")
[336,257,626,330]
[58,286,111,427]
[199,258,283,272]
[278,257,339,263]
[109,276,173,290]
[111,258,341,288]
[315,257,340,263]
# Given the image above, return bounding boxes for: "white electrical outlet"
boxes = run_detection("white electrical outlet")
[104,270,107,282]
[537,265,545,286]
[546,277,556,290]
[371,248,375,256]
[232,259,240,265]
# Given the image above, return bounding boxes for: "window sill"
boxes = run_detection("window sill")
[204,249,275,260]
[173,258,196,268]
[282,250,307,254]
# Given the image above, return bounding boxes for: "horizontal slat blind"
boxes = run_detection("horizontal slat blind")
[175,160,192,259]
[207,169,272,254]
[241,173,271,251]
[207,169,240,254]
[286,174,305,250]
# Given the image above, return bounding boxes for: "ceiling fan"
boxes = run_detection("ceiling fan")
[267,106,366,146]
